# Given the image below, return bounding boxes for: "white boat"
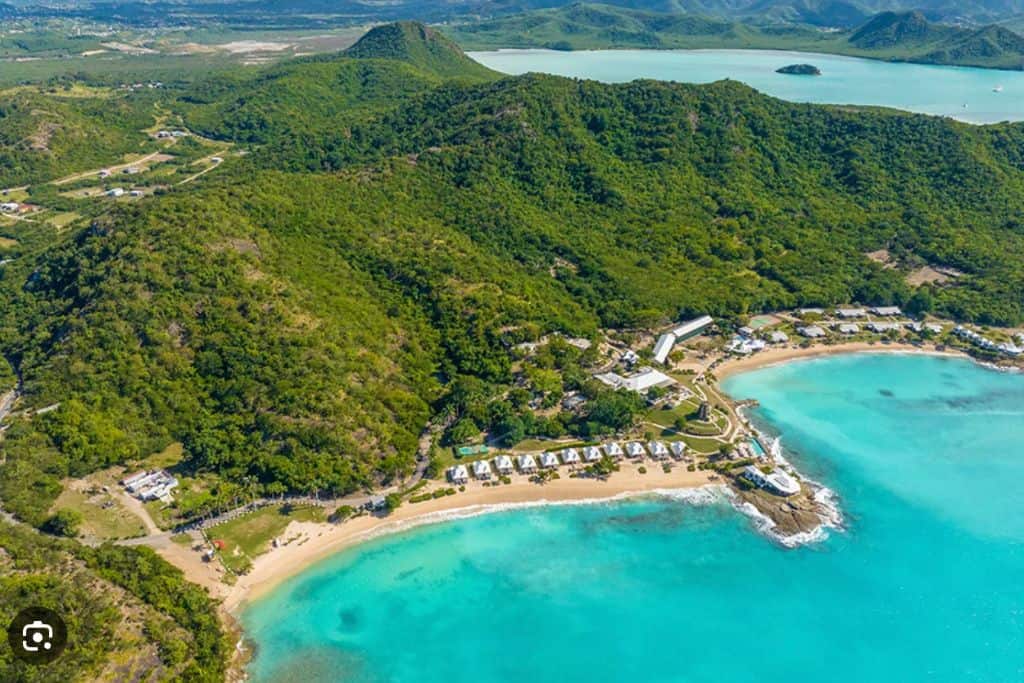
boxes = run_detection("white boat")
[993,85,1004,93]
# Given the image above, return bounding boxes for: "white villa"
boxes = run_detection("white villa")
[603,442,623,458]
[494,455,514,475]
[870,306,902,316]
[769,331,789,344]
[583,446,602,462]
[669,441,687,459]
[540,452,560,469]
[517,455,538,473]
[798,325,826,338]
[472,460,493,480]
[742,466,800,497]
[561,448,581,465]
[448,465,469,485]
[836,308,867,318]
[651,315,714,365]
[647,441,669,459]
[867,322,900,333]
[838,323,859,335]
[626,442,646,458]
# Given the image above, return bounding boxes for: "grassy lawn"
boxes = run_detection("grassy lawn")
[208,504,325,574]
[676,434,727,455]
[47,211,81,229]
[51,485,147,540]
[141,441,185,469]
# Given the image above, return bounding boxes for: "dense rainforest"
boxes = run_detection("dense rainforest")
[2,21,1024,680]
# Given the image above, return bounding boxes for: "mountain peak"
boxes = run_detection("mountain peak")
[344,21,496,80]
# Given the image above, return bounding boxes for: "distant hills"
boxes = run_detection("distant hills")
[450,5,1024,70]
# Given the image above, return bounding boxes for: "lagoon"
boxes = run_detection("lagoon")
[469,49,1024,123]
[242,354,1024,682]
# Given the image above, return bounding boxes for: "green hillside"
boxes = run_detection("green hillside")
[343,21,499,80]
[449,5,1024,70]
[4,30,1024,529]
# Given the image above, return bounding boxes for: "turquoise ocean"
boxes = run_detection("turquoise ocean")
[469,49,1024,123]
[242,354,1024,682]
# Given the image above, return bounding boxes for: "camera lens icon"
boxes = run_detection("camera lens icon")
[7,607,66,664]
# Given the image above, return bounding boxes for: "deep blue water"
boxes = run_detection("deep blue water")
[243,354,1024,682]
[469,49,1024,123]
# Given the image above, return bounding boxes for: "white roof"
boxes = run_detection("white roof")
[517,454,537,469]
[798,325,826,337]
[626,442,646,456]
[603,442,623,456]
[670,441,687,455]
[540,453,559,467]
[868,322,900,331]
[562,448,580,463]
[870,306,902,316]
[838,323,859,333]
[595,368,674,394]
[652,333,676,364]
[648,441,668,455]
[450,464,468,479]
[472,460,492,476]
[769,331,789,342]
[836,308,867,317]
[672,315,714,339]
[494,455,513,469]
[583,446,602,461]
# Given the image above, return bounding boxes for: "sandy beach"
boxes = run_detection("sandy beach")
[218,465,716,612]
[714,341,967,380]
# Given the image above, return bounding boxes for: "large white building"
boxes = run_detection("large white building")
[652,333,676,364]
[595,367,675,394]
[650,316,713,365]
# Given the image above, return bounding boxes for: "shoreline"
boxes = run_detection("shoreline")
[210,343,982,617]
[712,341,969,380]
[220,466,717,613]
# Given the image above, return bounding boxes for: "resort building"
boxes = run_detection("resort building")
[106,188,125,197]
[838,323,859,335]
[620,349,639,366]
[672,315,714,340]
[798,325,826,338]
[595,367,675,394]
[540,452,560,469]
[517,455,537,474]
[448,465,469,485]
[603,442,624,459]
[647,441,669,459]
[562,448,581,465]
[726,336,766,355]
[472,460,493,480]
[669,442,687,459]
[626,442,646,458]
[742,466,800,497]
[583,446,602,463]
[365,495,386,511]
[867,322,900,333]
[870,306,902,316]
[769,331,789,344]
[798,308,824,316]
[494,455,514,476]
[836,308,867,318]
[653,333,676,364]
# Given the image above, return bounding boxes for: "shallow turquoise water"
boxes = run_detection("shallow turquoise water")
[242,354,1024,682]
[469,49,1024,123]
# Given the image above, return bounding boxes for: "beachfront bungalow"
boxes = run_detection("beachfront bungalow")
[472,460,493,480]
[562,448,581,465]
[517,455,538,474]
[540,452,560,469]
[583,446,602,463]
[494,455,514,476]
[927,323,945,334]
[669,442,687,459]
[365,495,386,511]
[769,331,789,344]
[626,442,646,458]
[448,465,469,485]
[838,323,859,335]
[603,442,624,459]
[836,308,867,319]
[867,322,900,333]
[647,441,669,459]
[870,306,902,317]
[798,325,826,339]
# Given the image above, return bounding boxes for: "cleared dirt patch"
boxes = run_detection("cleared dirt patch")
[906,265,961,286]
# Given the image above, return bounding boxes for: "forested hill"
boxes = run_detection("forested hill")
[449,5,1024,70]
[3,23,1024,528]
[344,20,499,79]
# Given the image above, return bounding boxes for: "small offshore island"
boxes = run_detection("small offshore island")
[776,63,822,76]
